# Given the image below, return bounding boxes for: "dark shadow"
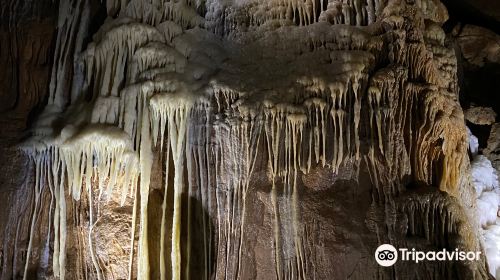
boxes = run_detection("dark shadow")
[442,0,500,34]
[181,193,216,280]
[148,141,215,280]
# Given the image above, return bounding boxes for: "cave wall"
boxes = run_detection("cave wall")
[1,0,499,279]
[0,0,57,277]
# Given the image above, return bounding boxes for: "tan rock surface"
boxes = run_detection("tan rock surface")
[0,0,494,279]
[485,123,500,173]
[465,105,497,125]
[457,25,500,67]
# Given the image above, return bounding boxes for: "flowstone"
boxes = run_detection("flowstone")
[10,0,494,279]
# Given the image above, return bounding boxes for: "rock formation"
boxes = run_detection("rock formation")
[465,106,497,126]
[0,0,499,279]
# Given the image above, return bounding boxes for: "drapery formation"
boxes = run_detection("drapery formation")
[17,0,489,279]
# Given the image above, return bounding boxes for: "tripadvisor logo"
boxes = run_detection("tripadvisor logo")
[374,244,482,267]
[375,244,398,267]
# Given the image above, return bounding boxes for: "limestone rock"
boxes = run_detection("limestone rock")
[0,0,495,279]
[485,123,500,173]
[465,105,497,125]
[456,25,500,67]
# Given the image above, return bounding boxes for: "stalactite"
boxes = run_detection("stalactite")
[23,154,44,280]
[137,90,153,279]
[235,105,262,278]
[60,125,139,203]
[120,0,205,28]
[150,92,197,280]
[51,148,67,279]
[16,0,483,278]
[159,136,171,280]
[127,172,139,280]
[48,0,91,109]
[263,102,310,279]
[88,175,104,280]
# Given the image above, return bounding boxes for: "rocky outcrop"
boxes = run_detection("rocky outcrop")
[465,106,497,126]
[453,24,500,123]
[456,25,500,67]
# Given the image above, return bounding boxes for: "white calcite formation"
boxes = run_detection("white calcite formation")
[469,129,500,279]
[17,0,492,279]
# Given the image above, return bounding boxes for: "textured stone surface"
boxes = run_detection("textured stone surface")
[485,123,500,174]
[465,106,497,125]
[453,24,500,121]
[456,25,500,67]
[0,1,58,278]
[0,0,496,279]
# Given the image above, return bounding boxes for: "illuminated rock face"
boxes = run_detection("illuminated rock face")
[0,0,495,279]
